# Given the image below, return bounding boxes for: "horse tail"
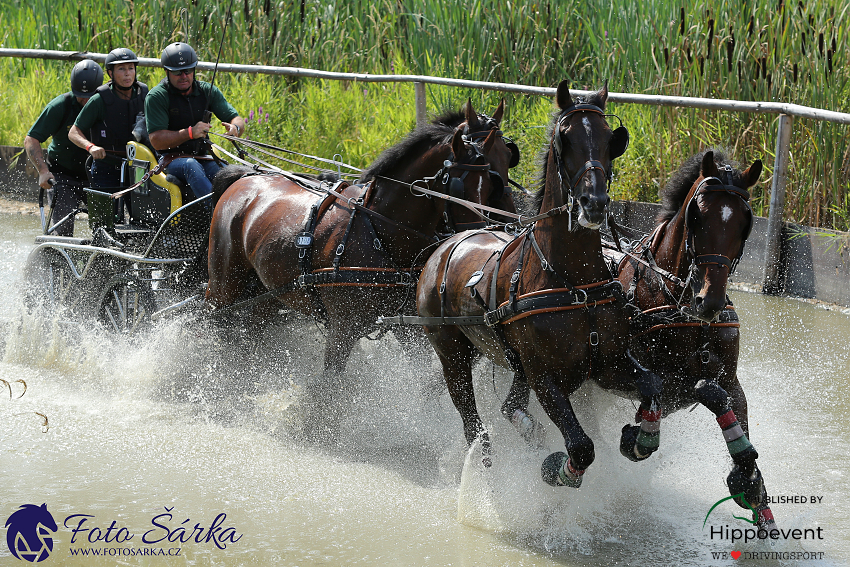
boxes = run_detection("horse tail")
[211,164,254,208]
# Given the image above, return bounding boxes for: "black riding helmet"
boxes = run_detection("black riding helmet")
[161,42,198,71]
[70,60,104,98]
[105,47,139,70]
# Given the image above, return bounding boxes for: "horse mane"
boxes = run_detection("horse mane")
[529,88,610,214]
[657,148,738,222]
[358,108,463,183]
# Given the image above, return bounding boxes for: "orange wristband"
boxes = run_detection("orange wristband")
[85,143,94,152]
[188,126,193,140]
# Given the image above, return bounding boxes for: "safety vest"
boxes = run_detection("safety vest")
[162,78,209,155]
[90,81,149,156]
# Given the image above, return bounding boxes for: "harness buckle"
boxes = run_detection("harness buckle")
[373,238,382,251]
[589,331,599,346]
[484,310,500,327]
[510,270,521,284]
[572,288,588,305]
[701,349,711,365]
[397,272,412,286]
[335,243,345,256]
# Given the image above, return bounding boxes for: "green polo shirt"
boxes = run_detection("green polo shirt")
[74,82,146,163]
[74,82,146,135]
[26,92,89,177]
[145,78,238,134]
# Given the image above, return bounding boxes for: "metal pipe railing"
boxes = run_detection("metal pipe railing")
[6,48,850,295]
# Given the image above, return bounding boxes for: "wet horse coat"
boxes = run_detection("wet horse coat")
[610,150,776,529]
[416,82,659,485]
[205,103,512,438]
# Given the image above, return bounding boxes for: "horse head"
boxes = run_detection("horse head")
[682,150,761,322]
[451,99,519,221]
[432,128,500,232]
[549,81,628,229]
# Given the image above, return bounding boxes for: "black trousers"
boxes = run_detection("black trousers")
[49,170,87,237]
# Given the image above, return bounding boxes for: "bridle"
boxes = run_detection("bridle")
[460,113,518,205]
[424,140,494,233]
[551,104,629,229]
[683,166,754,284]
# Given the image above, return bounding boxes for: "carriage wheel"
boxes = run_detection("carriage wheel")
[25,250,84,314]
[97,276,156,334]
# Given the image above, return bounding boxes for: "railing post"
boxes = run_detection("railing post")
[762,113,793,295]
[414,81,427,127]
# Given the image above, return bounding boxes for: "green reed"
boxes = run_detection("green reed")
[1,0,847,228]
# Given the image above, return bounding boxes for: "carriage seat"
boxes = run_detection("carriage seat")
[125,142,186,228]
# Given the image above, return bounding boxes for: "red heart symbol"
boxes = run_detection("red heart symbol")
[731,551,742,560]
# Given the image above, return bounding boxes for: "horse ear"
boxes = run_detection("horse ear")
[464,98,480,129]
[556,80,573,110]
[452,128,465,157]
[482,128,497,153]
[492,98,505,127]
[701,150,719,178]
[743,159,763,188]
[598,80,609,110]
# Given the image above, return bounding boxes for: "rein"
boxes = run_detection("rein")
[212,132,363,175]
[214,135,576,229]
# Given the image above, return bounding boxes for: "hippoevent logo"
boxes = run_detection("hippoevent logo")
[5,504,58,563]
[704,492,826,561]
[4,503,242,562]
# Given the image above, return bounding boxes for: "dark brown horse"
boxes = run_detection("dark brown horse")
[610,149,776,530]
[205,102,512,438]
[415,82,658,487]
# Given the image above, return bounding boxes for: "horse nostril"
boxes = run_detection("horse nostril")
[579,195,589,208]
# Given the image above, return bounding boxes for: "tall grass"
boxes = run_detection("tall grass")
[0,0,847,228]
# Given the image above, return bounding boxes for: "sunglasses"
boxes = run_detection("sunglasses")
[169,69,194,76]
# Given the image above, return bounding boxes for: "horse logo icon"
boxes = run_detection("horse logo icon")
[5,504,58,562]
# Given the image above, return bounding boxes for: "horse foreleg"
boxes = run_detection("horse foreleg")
[536,374,593,488]
[725,372,751,436]
[619,350,664,462]
[694,379,776,531]
[428,327,492,465]
[500,369,545,449]
[300,322,359,443]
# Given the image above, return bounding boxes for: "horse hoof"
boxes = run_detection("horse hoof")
[727,463,766,510]
[619,424,656,462]
[541,452,583,488]
[509,409,545,449]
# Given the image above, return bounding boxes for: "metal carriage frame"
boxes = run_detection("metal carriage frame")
[25,142,213,333]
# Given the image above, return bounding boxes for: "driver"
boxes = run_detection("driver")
[144,42,245,199]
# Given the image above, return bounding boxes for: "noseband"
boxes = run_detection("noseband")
[684,167,754,277]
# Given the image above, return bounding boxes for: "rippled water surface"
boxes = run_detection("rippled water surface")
[0,212,846,566]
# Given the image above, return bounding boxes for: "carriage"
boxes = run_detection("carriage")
[24,141,214,332]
